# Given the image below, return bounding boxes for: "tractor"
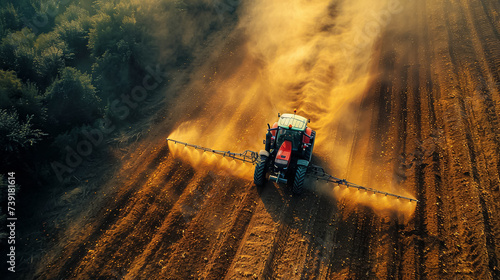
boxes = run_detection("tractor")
[166,112,418,202]
[253,111,316,194]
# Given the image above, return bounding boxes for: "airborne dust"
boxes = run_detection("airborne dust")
[168,0,417,218]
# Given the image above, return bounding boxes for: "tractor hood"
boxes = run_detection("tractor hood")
[275,140,292,170]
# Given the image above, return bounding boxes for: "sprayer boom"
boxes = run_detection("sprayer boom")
[307,165,418,202]
[166,136,418,203]
[166,138,259,164]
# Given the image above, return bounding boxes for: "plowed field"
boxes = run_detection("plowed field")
[34,0,500,279]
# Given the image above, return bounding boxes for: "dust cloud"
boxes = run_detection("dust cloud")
[168,0,416,216]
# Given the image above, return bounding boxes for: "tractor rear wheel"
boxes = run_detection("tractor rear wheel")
[293,164,307,194]
[254,154,268,186]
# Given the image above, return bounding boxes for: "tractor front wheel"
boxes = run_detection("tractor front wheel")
[254,154,268,186]
[293,164,307,194]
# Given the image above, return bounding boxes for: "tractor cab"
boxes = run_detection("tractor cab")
[268,113,314,158]
[270,113,308,151]
[257,112,316,190]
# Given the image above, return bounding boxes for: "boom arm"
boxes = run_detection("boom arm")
[307,164,418,202]
[166,138,259,164]
[166,138,418,203]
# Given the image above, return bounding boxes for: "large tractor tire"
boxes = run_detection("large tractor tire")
[293,160,308,194]
[254,151,269,186]
[303,131,316,161]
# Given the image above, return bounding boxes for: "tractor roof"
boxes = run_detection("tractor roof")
[278,114,308,131]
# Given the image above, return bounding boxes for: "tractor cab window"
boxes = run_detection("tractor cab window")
[276,128,301,151]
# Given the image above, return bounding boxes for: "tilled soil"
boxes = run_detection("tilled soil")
[34,0,500,279]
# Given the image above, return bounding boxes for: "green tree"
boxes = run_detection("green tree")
[44,67,101,132]
[0,109,44,152]
[18,82,47,128]
[36,45,65,81]
[0,70,46,126]
[0,28,37,82]
[34,32,72,87]
[0,3,22,36]
[88,1,152,99]
[55,5,92,56]
[0,69,22,108]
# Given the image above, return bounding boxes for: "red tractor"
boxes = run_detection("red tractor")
[254,112,316,194]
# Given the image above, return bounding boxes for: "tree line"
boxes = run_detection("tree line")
[0,0,240,195]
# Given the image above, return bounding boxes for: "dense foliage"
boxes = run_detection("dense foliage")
[0,0,154,182]
[0,0,238,186]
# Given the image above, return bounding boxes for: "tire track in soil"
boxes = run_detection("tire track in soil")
[155,176,256,280]
[471,0,500,117]
[459,0,500,275]
[430,2,496,279]
[424,0,462,277]
[265,194,324,279]
[126,177,207,279]
[461,0,500,260]
[464,81,500,279]
[386,4,426,278]
[440,0,496,278]
[396,1,448,277]
[223,184,290,279]
[366,11,412,278]
[361,67,397,280]
[124,169,221,279]
[343,40,393,279]
[79,159,197,279]
[300,195,338,280]
[76,166,198,278]
[202,183,259,280]
[339,98,379,278]
[406,2,429,277]
[37,144,177,280]
[418,1,447,278]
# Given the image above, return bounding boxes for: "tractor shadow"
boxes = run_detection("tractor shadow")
[254,155,389,276]
[257,155,342,223]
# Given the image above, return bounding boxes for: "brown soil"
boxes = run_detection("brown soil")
[33,0,500,279]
